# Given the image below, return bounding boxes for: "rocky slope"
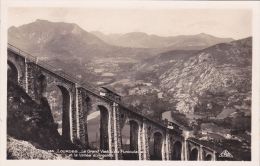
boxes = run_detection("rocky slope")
[119,37,252,160]
[7,79,77,159]
[7,136,71,159]
[158,37,251,115]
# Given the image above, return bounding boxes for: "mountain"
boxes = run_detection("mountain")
[8,20,160,85]
[131,37,251,115]
[159,37,252,114]
[8,19,251,120]
[9,20,160,60]
[91,31,234,50]
[8,20,234,87]
[9,19,108,59]
[119,38,252,160]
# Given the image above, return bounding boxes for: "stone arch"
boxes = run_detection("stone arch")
[150,131,164,160]
[189,148,199,161]
[121,118,140,160]
[90,101,111,114]
[7,60,20,84]
[119,112,142,131]
[150,129,164,138]
[124,117,142,127]
[171,141,182,160]
[86,102,110,150]
[205,153,213,161]
[37,73,73,100]
[37,74,72,142]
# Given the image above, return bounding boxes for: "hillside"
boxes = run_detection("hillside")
[7,136,71,159]
[117,37,252,160]
[7,79,77,159]
[8,20,162,85]
[159,37,252,115]
[8,20,235,87]
[91,31,233,50]
[8,19,251,124]
[8,19,161,61]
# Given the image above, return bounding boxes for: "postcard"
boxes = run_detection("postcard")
[1,1,260,166]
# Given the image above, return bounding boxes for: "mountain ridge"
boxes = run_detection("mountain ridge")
[91,30,234,49]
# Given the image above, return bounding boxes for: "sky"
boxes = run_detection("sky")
[8,7,252,39]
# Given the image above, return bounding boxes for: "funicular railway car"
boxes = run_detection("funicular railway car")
[99,87,121,102]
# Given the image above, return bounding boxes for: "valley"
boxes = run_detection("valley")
[8,19,252,160]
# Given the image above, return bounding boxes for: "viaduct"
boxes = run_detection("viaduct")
[7,43,217,161]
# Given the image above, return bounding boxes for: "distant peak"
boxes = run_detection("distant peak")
[196,33,235,41]
[124,32,149,37]
[199,33,207,35]
[35,19,49,22]
[127,32,147,35]
[34,19,75,26]
[32,19,83,31]
[128,32,146,34]
[197,33,212,36]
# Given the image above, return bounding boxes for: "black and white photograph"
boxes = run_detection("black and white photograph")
[2,1,260,165]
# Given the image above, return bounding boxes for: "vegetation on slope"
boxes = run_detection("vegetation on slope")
[7,80,76,159]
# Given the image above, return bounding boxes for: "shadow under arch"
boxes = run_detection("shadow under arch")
[189,148,199,161]
[86,104,109,151]
[37,74,71,142]
[171,141,182,160]
[82,95,91,146]
[7,60,19,84]
[150,131,163,160]
[205,154,213,161]
[121,119,139,160]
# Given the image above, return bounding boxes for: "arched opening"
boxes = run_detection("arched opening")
[99,106,109,150]
[150,132,163,160]
[38,75,71,141]
[83,96,91,146]
[189,148,199,161]
[171,141,182,160]
[58,85,71,141]
[205,154,212,161]
[86,105,109,150]
[121,120,139,160]
[7,60,18,84]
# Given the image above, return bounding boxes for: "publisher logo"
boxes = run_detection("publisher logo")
[219,149,233,158]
